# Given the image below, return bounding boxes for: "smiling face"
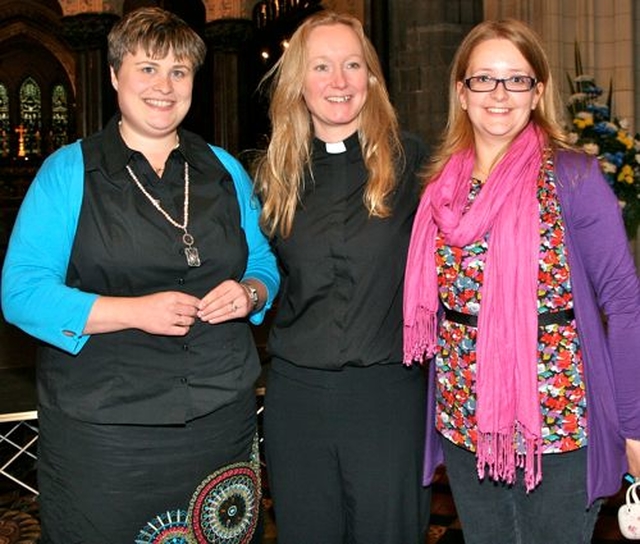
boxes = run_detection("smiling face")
[110,47,194,143]
[457,38,543,151]
[302,23,369,142]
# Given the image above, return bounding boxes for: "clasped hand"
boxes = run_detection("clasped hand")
[143,279,252,336]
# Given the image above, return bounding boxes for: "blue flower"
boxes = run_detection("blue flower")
[602,151,625,167]
[593,122,618,136]
[586,103,610,121]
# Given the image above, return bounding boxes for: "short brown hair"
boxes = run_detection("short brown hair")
[107,7,206,73]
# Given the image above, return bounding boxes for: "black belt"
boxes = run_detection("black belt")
[444,307,575,328]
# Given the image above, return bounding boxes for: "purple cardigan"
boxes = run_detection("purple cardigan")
[421,151,640,505]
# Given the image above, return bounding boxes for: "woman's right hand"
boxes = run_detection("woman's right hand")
[133,291,201,335]
[84,291,201,336]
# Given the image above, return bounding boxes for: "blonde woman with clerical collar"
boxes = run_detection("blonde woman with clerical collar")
[254,10,432,544]
[1,7,279,543]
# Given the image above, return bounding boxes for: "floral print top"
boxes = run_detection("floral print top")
[435,155,588,454]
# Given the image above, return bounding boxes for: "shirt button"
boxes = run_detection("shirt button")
[182,344,189,351]
[177,278,185,285]
[180,377,188,384]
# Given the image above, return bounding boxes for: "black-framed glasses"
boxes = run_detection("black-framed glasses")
[464,75,537,92]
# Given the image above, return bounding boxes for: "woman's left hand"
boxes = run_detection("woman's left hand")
[197,279,253,324]
[626,438,640,481]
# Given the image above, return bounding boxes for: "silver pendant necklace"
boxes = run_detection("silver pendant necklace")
[125,162,201,267]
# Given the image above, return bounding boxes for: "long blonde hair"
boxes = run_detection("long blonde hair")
[254,11,402,238]
[425,18,571,183]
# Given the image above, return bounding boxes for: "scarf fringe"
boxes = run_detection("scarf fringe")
[476,426,543,492]
[403,306,438,366]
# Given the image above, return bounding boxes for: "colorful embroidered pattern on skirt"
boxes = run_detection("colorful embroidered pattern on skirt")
[136,435,261,544]
[135,510,189,544]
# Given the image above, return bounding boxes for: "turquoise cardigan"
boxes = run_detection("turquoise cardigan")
[1,140,279,355]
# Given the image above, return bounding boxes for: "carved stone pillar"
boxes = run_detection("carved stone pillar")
[368,0,390,83]
[203,18,255,155]
[388,0,483,148]
[61,13,119,138]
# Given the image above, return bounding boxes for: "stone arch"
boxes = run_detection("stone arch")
[0,21,76,96]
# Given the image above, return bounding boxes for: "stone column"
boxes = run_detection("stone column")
[388,0,483,148]
[368,0,390,83]
[61,13,119,138]
[203,18,255,156]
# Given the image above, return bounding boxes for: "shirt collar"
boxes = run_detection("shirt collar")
[96,114,200,178]
[312,131,360,156]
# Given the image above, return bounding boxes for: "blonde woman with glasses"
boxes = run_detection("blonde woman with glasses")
[404,18,640,544]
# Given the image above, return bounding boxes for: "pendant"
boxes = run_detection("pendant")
[185,246,201,267]
[183,232,201,267]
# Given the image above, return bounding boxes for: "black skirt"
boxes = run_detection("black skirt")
[37,386,258,544]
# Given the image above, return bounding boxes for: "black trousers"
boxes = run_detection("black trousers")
[264,360,432,544]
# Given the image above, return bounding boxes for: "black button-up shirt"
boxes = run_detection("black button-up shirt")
[38,116,264,424]
[268,131,427,369]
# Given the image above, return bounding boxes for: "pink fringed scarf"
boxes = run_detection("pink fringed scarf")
[404,122,545,491]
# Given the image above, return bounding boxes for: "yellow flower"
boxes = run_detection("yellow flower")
[617,131,634,149]
[573,112,594,130]
[617,164,635,184]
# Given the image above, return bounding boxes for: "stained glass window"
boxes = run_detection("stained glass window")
[0,84,9,158]
[19,77,42,157]
[51,84,69,150]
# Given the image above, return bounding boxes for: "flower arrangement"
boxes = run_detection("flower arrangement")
[566,44,640,238]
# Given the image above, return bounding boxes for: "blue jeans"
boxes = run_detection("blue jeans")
[442,438,602,544]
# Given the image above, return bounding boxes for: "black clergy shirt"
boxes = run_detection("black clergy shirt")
[268,131,427,370]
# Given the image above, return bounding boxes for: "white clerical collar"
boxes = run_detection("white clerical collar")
[325,141,347,154]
